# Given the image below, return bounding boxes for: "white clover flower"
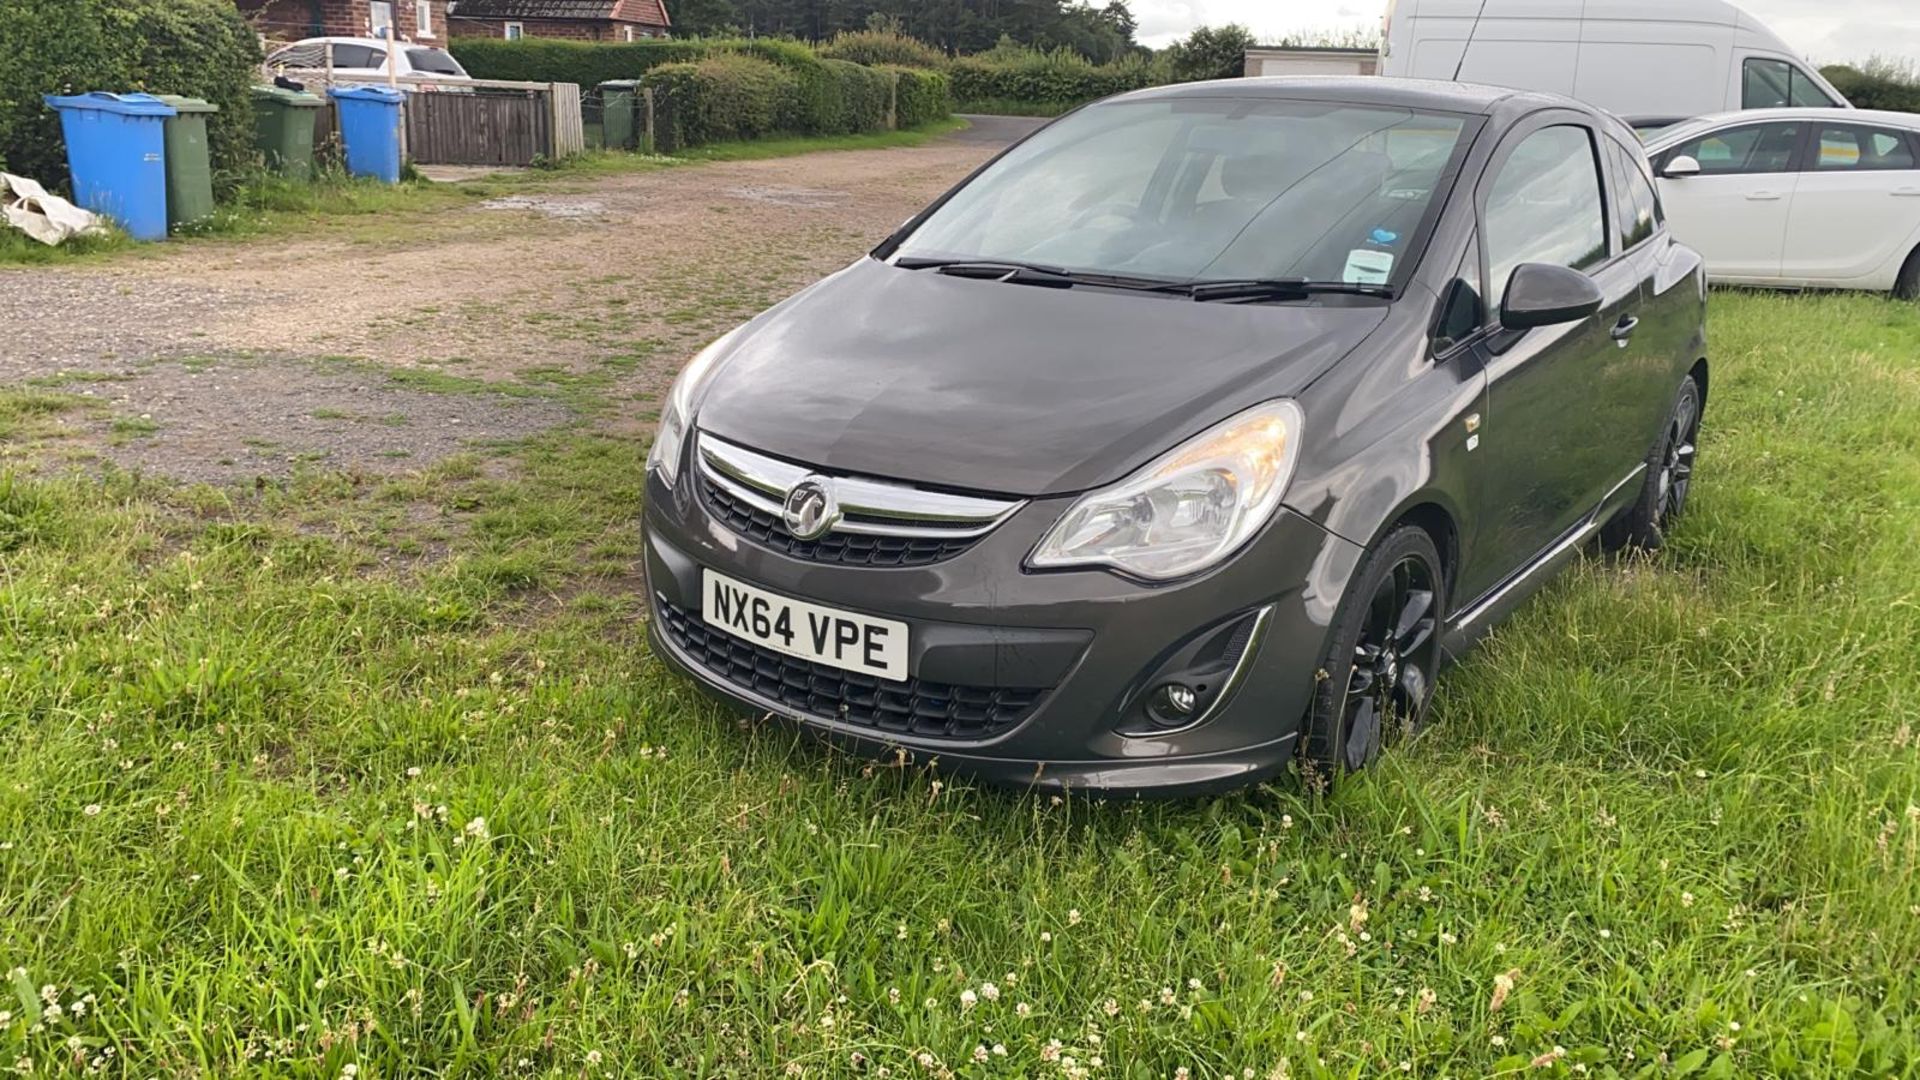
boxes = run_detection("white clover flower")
[979,982,1000,1002]
[959,989,977,1010]
[83,805,102,817]
[1067,909,1082,926]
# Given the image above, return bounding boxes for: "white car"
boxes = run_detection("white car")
[265,36,473,84]
[1645,108,1920,297]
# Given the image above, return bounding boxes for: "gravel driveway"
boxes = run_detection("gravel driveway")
[0,119,1042,482]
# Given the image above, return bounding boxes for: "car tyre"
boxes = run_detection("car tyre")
[1897,246,1920,301]
[1603,375,1702,552]
[1299,525,1446,786]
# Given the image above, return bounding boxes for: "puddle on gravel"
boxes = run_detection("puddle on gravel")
[479,195,610,220]
[723,186,849,208]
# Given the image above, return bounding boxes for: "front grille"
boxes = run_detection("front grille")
[702,482,980,568]
[658,598,1045,740]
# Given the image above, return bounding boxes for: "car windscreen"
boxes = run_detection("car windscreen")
[406,48,465,76]
[895,98,1469,287]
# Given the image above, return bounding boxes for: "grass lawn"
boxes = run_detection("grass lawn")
[1,291,1917,1077]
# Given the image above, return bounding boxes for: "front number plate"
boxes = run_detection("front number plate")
[701,570,908,681]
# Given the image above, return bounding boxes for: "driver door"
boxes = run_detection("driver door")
[1455,117,1623,605]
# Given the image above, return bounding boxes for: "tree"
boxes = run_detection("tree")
[1163,23,1256,83]
[671,0,739,36]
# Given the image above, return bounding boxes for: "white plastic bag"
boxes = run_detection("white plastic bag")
[1,172,107,246]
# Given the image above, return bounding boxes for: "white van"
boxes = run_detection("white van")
[1380,0,1851,131]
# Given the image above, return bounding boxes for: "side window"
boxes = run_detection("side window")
[332,45,385,69]
[1743,58,1837,108]
[1607,140,1658,249]
[1484,125,1607,314]
[1433,236,1485,352]
[1665,123,1802,175]
[1788,66,1838,107]
[1813,126,1919,171]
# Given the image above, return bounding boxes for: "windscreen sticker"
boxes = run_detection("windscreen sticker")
[1343,249,1395,285]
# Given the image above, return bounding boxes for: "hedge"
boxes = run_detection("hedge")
[890,68,954,129]
[641,49,950,152]
[0,0,259,191]
[820,29,948,70]
[948,48,1156,111]
[1820,62,1920,113]
[645,55,790,151]
[448,37,708,86]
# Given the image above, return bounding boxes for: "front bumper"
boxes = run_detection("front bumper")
[642,465,1363,796]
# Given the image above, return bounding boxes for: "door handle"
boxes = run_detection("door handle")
[1744,191,1783,201]
[1609,315,1640,346]
[1894,187,1920,197]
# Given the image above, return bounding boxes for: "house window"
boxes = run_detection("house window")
[369,0,393,37]
[414,0,433,37]
[504,21,524,40]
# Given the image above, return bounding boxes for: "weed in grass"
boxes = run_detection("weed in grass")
[107,416,160,442]
[0,294,1915,1076]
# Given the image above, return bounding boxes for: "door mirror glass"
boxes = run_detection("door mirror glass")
[1661,155,1702,178]
[1499,263,1605,331]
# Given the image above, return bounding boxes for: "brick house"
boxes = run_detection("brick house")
[237,0,453,43]
[448,0,671,42]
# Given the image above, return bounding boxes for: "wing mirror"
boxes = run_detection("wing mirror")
[1500,263,1605,331]
[1661,155,1702,178]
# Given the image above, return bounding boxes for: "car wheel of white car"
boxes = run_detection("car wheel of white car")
[1898,247,1920,302]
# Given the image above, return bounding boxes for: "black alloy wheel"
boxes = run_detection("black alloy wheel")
[1654,387,1700,527]
[1604,375,1704,552]
[1303,526,1446,779]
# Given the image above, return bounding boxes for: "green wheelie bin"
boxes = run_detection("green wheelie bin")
[251,85,324,178]
[154,95,218,231]
[597,80,641,151]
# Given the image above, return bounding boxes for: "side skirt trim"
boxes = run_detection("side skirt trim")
[1450,463,1646,632]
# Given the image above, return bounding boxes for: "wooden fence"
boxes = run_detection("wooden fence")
[406,87,551,166]
[274,71,585,166]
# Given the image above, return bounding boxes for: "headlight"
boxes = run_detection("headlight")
[646,329,739,488]
[1028,400,1304,581]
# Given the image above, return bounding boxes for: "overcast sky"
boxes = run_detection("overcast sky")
[1131,0,1920,66]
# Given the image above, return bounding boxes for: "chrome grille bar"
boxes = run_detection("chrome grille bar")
[696,432,1024,540]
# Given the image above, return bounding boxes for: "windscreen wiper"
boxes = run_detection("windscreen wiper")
[895,257,1078,288]
[1180,278,1395,303]
[893,257,1179,293]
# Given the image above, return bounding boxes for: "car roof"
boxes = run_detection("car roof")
[1649,107,1920,148]
[281,36,444,47]
[1110,75,1599,120]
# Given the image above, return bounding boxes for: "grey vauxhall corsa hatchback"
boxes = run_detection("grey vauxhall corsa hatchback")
[642,77,1709,795]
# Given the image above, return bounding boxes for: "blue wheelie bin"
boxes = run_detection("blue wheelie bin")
[328,85,407,183]
[42,92,178,241]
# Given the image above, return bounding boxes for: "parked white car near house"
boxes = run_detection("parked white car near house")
[1380,0,1849,132]
[1643,109,1920,297]
[265,37,473,84]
